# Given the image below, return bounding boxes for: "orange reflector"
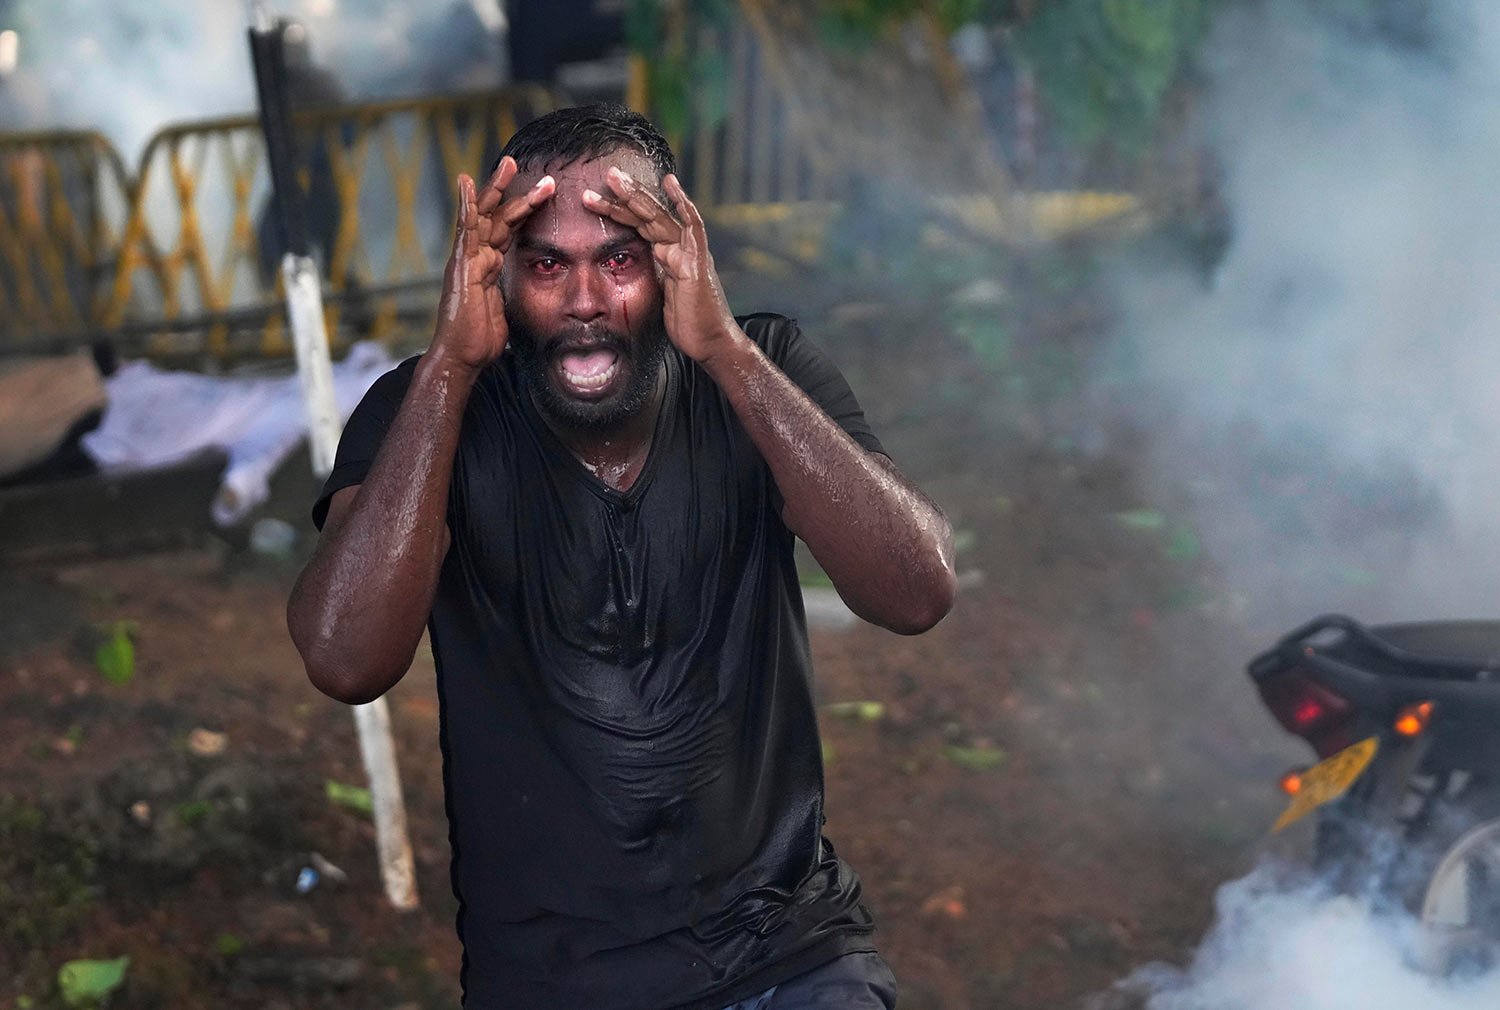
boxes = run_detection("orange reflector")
[1279,770,1304,796]
[1393,700,1435,738]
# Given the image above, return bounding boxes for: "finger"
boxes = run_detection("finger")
[475,156,516,216]
[604,167,674,226]
[497,173,555,228]
[583,189,681,247]
[594,175,682,244]
[484,174,555,253]
[455,174,478,259]
[664,173,705,235]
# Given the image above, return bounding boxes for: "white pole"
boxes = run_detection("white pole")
[254,0,419,908]
[284,253,419,912]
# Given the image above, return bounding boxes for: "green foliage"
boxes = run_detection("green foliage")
[93,621,136,686]
[56,958,129,1008]
[173,800,213,827]
[0,798,97,951]
[1017,0,1220,152]
[628,0,735,138]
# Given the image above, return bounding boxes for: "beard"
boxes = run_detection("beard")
[506,303,670,433]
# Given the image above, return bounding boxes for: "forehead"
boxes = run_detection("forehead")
[504,147,660,202]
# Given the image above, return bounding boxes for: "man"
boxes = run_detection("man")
[288,104,954,1010]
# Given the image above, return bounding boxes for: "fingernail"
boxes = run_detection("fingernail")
[611,167,632,183]
[583,189,601,202]
[537,175,554,189]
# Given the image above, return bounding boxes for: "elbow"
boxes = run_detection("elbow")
[304,658,390,706]
[884,509,959,635]
[880,562,957,636]
[287,601,393,706]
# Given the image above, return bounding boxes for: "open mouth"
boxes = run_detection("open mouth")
[553,345,623,399]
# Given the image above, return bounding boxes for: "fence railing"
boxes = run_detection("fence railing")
[0,86,559,362]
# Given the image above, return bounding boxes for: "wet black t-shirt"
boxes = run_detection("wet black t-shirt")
[314,314,885,1010]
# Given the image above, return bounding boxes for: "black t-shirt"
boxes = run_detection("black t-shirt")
[315,314,885,1010]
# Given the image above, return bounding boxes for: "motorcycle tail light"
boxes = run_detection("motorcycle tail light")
[1393,700,1434,738]
[1260,672,1354,756]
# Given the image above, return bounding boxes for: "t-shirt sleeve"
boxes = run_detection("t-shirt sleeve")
[311,356,419,530]
[743,313,886,458]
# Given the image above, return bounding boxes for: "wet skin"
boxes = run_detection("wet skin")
[287,149,958,707]
[499,151,671,486]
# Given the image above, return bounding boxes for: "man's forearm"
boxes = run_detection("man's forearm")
[700,331,955,634]
[288,351,478,703]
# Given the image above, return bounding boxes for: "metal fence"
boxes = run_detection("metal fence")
[0,86,559,362]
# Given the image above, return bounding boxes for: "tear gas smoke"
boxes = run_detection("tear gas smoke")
[1102,0,1500,628]
[0,0,504,160]
[1103,863,1500,1010]
[1099,2,1500,1005]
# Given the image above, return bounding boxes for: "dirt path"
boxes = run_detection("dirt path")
[0,269,1311,1009]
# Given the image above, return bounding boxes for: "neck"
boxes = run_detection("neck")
[532,365,668,490]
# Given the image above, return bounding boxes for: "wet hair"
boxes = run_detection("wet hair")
[494,103,676,183]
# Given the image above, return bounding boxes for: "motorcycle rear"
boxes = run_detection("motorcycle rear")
[1250,614,1500,974]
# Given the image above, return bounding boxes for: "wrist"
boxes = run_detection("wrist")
[416,345,486,390]
[695,322,754,375]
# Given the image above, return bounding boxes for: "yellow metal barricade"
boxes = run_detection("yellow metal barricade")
[0,86,560,362]
[0,131,133,351]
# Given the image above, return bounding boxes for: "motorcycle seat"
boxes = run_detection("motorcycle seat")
[1365,620,1500,678]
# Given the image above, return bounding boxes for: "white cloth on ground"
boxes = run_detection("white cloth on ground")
[81,341,394,525]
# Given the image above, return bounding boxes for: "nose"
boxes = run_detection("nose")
[563,265,609,325]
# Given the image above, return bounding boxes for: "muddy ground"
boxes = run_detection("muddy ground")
[0,248,1322,1009]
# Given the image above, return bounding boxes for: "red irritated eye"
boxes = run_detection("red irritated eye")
[531,257,561,275]
[604,252,634,271]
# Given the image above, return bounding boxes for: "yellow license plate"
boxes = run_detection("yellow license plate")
[1272,736,1380,833]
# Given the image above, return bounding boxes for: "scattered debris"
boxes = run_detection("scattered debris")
[823,700,886,722]
[249,518,298,557]
[943,743,1009,771]
[295,866,320,894]
[129,801,151,825]
[920,886,967,920]
[325,780,373,818]
[187,728,228,757]
[57,956,129,1007]
[309,851,348,883]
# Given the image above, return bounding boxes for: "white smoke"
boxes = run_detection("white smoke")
[1103,863,1500,1010]
[1097,3,1500,1005]
[1103,0,1500,627]
[0,0,504,160]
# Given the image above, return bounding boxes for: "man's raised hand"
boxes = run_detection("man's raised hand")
[582,168,738,364]
[432,156,555,372]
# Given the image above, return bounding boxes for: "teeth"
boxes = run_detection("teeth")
[561,360,620,391]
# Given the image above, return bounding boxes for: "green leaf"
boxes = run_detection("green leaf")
[57,957,129,1007]
[214,933,244,958]
[93,622,135,685]
[823,701,886,722]
[174,800,212,826]
[325,780,373,818]
[943,744,1008,771]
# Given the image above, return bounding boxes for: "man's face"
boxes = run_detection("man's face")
[500,148,669,433]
